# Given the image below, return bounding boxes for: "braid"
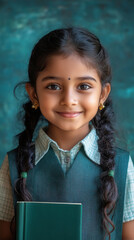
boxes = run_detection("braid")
[15,101,41,201]
[92,98,118,239]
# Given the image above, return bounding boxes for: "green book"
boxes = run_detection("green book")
[16,201,82,240]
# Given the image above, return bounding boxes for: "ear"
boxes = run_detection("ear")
[99,83,111,105]
[25,83,38,103]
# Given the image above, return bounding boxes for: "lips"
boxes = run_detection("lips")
[56,111,82,118]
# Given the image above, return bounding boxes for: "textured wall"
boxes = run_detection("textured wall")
[0,0,134,164]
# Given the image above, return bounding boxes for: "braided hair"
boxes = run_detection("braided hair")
[15,27,118,239]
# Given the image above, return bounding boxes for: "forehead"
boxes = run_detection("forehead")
[41,54,100,79]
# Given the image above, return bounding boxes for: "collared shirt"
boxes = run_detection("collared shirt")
[35,126,100,171]
[0,127,134,222]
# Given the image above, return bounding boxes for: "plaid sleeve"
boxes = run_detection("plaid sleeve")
[0,155,15,221]
[123,155,134,222]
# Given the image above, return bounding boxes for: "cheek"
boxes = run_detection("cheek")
[38,94,57,111]
[83,94,100,108]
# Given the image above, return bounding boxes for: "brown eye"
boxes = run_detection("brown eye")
[46,84,61,90]
[78,84,91,90]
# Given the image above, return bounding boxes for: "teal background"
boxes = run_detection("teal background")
[0,0,134,164]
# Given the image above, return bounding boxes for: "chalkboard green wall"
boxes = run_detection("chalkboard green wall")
[0,0,134,164]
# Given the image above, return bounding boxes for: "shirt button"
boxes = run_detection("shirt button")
[64,157,70,163]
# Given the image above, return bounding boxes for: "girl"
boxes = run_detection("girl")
[0,27,134,240]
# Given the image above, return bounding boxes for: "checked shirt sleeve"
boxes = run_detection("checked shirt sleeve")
[123,156,134,222]
[0,155,14,221]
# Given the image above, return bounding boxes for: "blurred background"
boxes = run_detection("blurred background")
[0,0,134,165]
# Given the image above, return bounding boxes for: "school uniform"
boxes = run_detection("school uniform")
[0,126,134,239]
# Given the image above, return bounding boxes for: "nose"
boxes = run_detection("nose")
[60,88,78,106]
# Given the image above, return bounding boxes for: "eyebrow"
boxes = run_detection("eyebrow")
[41,76,97,82]
[42,76,63,81]
[77,76,97,82]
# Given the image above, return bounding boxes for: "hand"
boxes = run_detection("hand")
[0,220,15,240]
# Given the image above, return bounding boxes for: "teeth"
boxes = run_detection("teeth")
[57,112,81,118]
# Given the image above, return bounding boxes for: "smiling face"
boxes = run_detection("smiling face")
[26,54,111,140]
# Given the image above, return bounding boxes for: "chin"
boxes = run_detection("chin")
[57,125,80,132]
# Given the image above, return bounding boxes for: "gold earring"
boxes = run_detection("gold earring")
[99,103,105,110]
[32,100,39,110]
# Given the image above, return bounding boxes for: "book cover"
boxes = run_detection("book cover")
[16,201,82,240]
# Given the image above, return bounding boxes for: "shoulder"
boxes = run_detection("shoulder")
[114,147,130,186]
[7,147,19,165]
[115,147,129,167]
[115,147,129,157]
[7,148,17,168]
[0,148,18,170]
[6,148,19,182]
[7,147,18,156]
[0,154,8,170]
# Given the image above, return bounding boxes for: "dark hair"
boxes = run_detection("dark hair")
[15,27,118,239]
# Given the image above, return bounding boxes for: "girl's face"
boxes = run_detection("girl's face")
[27,54,110,137]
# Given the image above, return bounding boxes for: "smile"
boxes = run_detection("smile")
[56,112,82,118]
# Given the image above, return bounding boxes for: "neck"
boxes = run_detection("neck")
[46,124,91,150]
